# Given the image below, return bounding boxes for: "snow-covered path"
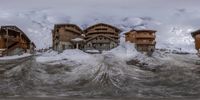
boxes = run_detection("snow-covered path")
[0,44,200,98]
[0,50,199,97]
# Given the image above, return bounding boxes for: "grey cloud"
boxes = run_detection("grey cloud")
[0,0,199,52]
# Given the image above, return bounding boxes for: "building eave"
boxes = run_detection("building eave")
[191,30,200,38]
[84,23,121,33]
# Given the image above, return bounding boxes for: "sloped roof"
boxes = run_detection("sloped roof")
[131,29,157,33]
[84,23,121,33]
[124,31,136,35]
[191,29,200,38]
[54,24,83,34]
[124,29,156,35]
[0,26,36,47]
[125,29,156,35]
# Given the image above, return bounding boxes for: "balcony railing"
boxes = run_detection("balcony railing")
[135,35,156,39]
[86,30,117,34]
[136,40,156,45]
[3,36,20,42]
[86,34,119,38]
[64,27,82,34]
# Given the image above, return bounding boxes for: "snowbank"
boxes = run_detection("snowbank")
[105,42,172,65]
[0,53,32,60]
[36,49,98,65]
[71,38,84,42]
[104,42,141,61]
[36,42,176,66]
[39,50,58,57]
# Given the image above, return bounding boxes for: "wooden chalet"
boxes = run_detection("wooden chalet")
[125,29,156,56]
[0,26,36,56]
[84,23,121,52]
[52,24,84,52]
[191,30,200,56]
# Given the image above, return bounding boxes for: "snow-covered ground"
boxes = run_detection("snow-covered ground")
[1,44,200,97]
[36,49,98,65]
[0,53,32,60]
[0,42,200,98]
[36,42,142,66]
[36,42,199,68]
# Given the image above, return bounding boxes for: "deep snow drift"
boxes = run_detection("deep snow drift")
[0,43,200,98]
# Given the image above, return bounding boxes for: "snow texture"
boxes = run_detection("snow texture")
[0,53,31,60]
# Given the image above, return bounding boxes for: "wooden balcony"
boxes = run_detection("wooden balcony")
[86,30,117,34]
[3,36,20,42]
[53,33,59,37]
[89,39,111,43]
[135,35,156,39]
[53,39,60,44]
[86,34,119,39]
[64,27,82,34]
[53,36,59,40]
[136,40,156,45]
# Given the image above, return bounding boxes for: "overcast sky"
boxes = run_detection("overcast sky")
[1,0,200,26]
[0,0,199,52]
[1,0,200,17]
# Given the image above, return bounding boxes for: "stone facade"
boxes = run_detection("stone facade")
[125,29,156,56]
[0,26,36,56]
[191,30,200,56]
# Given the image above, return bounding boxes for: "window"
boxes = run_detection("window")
[56,36,59,39]
[62,45,65,50]
[88,43,92,47]
[65,29,69,32]
[112,44,115,48]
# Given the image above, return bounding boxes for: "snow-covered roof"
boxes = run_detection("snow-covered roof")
[86,50,100,53]
[191,29,200,38]
[71,38,84,42]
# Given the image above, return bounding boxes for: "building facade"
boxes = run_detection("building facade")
[52,24,84,52]
[125,29,156,56]
[0,26,36,56]
[191,30,200,56]
[84,23,121,52]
